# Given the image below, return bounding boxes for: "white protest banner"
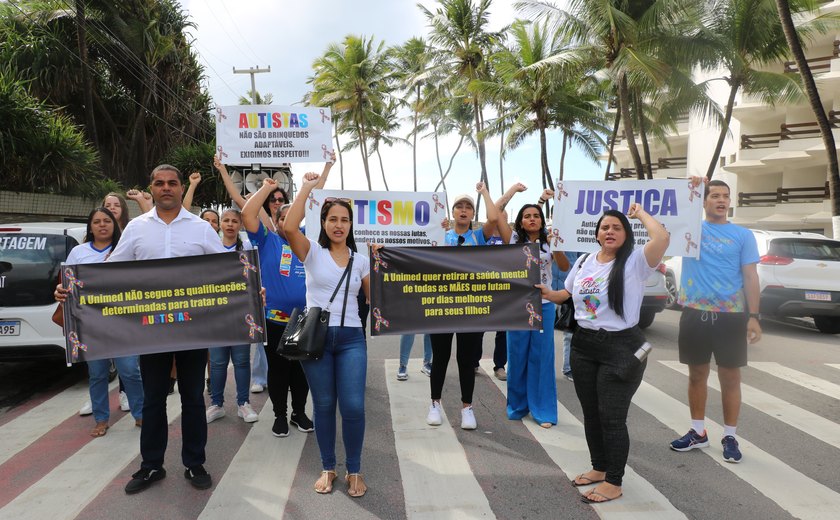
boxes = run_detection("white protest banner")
[215,105,332,166]
[304,190,448,249]
[550,179,704,258]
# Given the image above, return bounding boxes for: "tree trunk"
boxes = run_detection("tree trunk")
[776,0,840,238]
[413,84,419,192]
[334,128,345,190]
[604,108,621,180]
[473,99,489,219]
[559,132,568,181]
[706,80,740,180]
[539,124,554,191]
[435,134,465,192]
[618,74,646,178]
[376,146,389,191]
[432,122,446,191]
[357,117,372,190]
[635,93,653,179]
[499,123,505,193]
[75,1,98,151]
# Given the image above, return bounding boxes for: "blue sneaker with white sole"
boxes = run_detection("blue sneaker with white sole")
[670,429,710,451]
[722,435,742,463]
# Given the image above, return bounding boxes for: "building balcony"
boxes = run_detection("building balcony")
[740,112,840,149]
[783,40,840,73]
[606,157,687,180]
[737,182,830,207]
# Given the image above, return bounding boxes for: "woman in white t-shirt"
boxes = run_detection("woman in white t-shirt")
[284,172,371,498]
[64,208,144,437]
[539,204,669,504]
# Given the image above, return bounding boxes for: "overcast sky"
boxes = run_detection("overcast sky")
[180,0,601,217]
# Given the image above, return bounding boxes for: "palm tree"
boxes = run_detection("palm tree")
[392,37,431,191]
[308,34,392,190]
[775,0,840,237]
[238,90,274,105]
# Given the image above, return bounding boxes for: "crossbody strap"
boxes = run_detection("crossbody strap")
[326,252,354,313]
[339,254,354,327]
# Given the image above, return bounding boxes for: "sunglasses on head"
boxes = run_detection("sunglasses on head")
[324,197,353,204]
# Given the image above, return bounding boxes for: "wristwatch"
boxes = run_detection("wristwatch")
[749,313,761,320]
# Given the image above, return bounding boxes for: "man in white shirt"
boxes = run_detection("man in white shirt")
[113,165,227,495]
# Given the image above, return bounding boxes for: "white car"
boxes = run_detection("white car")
[664,230,840,334]
[0,222,86,360]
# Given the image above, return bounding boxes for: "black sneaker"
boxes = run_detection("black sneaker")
[272,417,289,437]
[124,467,166,494]
[184,465,212,490]
[290,413,314,433]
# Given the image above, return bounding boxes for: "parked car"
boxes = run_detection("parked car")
[663,230,840,334]
[0,222,86,360]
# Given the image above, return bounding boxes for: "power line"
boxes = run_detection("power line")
[218,0,267,66]
[204,2,265,70]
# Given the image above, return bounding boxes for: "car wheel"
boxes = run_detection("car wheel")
[107,359,118,382]
[665,274,679,309]
[813,316,840,334]
[638,310,655,329]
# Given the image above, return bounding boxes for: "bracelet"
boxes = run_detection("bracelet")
[538,198,547,203]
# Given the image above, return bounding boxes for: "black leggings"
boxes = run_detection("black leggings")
[429,332,483,404]
[571,326,647,486]
[265,321,309,418]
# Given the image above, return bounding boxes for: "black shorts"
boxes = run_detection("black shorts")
[678,307,748,368]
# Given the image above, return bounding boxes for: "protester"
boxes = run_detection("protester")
[669,179,761,463]
[200,208,220,234]
[539,203,669,504]
[485,224,507,380]
[553,250,581,382]
[397,334,433,380]
[426,183,498,431]
[284,168,371,498]
[62,207,144,437]
[495,184,569,429]
[205,209,259,424]
[214,156,280,231]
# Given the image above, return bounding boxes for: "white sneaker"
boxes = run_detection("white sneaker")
[250,383,265,393]
[426,402,442,426]
[79,400,92,416]
[206,404,226,423]
[119,391,130,411]
[461,406,477,430]
[238,403,259,423]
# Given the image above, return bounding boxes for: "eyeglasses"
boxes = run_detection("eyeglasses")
[457,235,466,246]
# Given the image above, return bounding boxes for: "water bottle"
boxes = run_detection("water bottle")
[634,342,653,362]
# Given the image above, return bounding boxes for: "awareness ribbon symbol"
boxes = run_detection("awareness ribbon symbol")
[685,232,698,254]
[239,253,257,278]
[372,249,389,273]
[372,308,390,332]
[320,109,331,123]
[64,267,84,295]
[550,228,564,246]
[68,332,88,362]
[217,146,228,159]
[430,241,438,247]
[688,181,701,203]
[523,246,538,268]
[245,314,263,339]
[556,182,569,201]
[308,192,320,210]
[322,144,330,160]
[432,194,445,213]
[216,107,226,122]
[525,303,542,326]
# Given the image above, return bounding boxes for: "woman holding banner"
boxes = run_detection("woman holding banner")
[426,183,498,431]
[495,183,569,429]
[539,204,669,504]
[284,168,371,498]
[64,207,144,437]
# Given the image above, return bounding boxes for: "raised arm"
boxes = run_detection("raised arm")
[494,182,526,243]
[126,189,153,213]
[283,173,322,261]
[182,172,201,209]
[629,202,670,268]
[478,182,498,240]
[213,156,275,231]
[313,151,336,190]
[242,177,276,234]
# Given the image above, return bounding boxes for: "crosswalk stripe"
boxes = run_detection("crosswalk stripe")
[385,359,495,519]
[0,391,181,520]
[826,364,840,372]
[0,379,116,468]
[660,361,840,449]
[750,362,840,400]
[478,359,687,519]
[632,380,840,519]
[198,399,310,519]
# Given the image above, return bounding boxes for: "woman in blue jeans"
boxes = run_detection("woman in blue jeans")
[285,169,371,498]
[64,207,144,437]
[206,209,258,424]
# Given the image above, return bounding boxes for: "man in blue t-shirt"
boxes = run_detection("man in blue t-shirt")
[669,179,762,464]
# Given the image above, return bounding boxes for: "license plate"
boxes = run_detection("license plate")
[0,321,21,336]
[805,291,832,302]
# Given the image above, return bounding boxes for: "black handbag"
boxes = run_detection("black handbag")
[277,254,354,361]
[554,253,589,332]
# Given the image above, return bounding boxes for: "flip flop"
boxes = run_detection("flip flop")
[90,421,109,438]
[346,473,367,498]
[572,474,605,487]
[314,470,336,494]
[581,491,623,504]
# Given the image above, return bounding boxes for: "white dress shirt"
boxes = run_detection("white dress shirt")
[108,207,226,261]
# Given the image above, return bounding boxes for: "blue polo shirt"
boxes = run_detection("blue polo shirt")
[247,222,306,323]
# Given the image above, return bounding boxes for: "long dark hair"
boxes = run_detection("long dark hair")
[318,200,357,252]
[83,207,121,251]
[101,192,129,230]
[221,208,244,251]
[513,204,549,252]
[595,209,635,319]
[263,187,290,217]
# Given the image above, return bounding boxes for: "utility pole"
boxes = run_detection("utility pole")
[232,65,271,104]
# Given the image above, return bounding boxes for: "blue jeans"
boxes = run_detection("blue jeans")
[209,345,251,406]
[506,302,557,425]
[301,327,367,474]
[251,342,268,386]
[88,356,143,423]
[563,331,573,376]
[399,334,432,367]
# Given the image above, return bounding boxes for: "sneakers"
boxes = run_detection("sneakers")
[237,403,259,423]
[205,404,225,424]
[421,363,432,377]
[474,366,480,374]
[184,465,212,490]
[272,417,289,437]
[426,402,442,426]
[79,400,92,416]
[397,365,408,381]
[461,406,477,430]
[670,429,710,452]
[124,467,166,494]
[722,435,742,463]
[564,373,574,382]
[494,367,507,381]
[250,383,265,393]
[119,391,130,412]
[290,412,314,432]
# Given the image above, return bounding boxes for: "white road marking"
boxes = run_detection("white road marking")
[750,362,840,400]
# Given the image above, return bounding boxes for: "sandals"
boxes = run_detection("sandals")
[572,474,605,487]
[90,421,109,437]
[314,470,337,494]
[346,473,367,498]
[581,490,622,504]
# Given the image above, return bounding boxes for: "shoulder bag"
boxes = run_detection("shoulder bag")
[277,253,354,361]
[555,253,589,332]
